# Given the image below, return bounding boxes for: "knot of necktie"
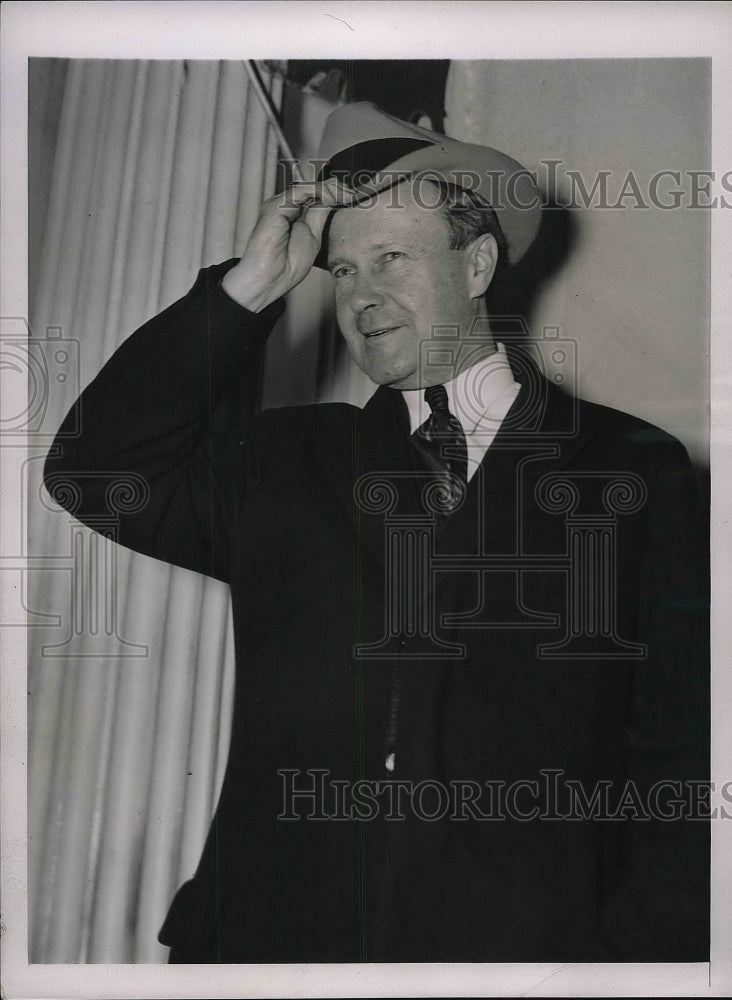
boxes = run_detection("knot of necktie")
[411,384,468,515]
[424,383,450,414]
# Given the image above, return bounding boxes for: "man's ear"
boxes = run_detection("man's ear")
[466,233,499,299]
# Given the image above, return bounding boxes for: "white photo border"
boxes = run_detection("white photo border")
[2,2,731,997]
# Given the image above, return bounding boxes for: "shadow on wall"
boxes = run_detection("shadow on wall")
[489,196,578,373]
[489,198,711,506]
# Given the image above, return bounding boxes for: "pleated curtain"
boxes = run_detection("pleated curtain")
[28,59,293,963]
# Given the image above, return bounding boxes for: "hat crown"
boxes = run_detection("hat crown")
[318,102,436,162]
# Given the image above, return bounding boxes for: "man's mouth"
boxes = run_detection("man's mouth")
[362,326,400,340]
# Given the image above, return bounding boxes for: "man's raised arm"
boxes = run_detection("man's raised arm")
[43,180,348,582]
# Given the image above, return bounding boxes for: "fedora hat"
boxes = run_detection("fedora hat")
[314,102,542,266]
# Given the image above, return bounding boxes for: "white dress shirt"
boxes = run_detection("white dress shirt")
[400,343,521,482]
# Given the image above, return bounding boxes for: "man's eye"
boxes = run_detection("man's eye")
[382,251,403,263]
[331,266,353,279]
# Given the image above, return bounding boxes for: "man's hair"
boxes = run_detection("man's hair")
[428,179,509,273]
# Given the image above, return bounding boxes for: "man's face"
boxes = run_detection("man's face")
[327,181,479,389]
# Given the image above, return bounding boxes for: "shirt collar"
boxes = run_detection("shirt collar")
[400,343,517,435]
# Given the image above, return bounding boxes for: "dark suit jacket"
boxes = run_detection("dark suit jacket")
[45,260,709,963]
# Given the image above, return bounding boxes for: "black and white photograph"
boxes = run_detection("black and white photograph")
[2,2,732,998]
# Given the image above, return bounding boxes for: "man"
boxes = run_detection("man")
[44,103,709,962]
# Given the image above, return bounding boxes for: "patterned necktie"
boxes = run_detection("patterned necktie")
[410,384,468,515]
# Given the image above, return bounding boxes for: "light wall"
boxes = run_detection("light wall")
[446,59,710,465]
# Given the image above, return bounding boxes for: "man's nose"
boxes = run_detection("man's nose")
[349,272,385,313]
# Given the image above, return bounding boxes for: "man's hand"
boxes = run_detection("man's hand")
[221,180,354,312]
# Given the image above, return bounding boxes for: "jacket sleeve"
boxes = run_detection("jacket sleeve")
[43,260,285,583]
[603,438,710,960]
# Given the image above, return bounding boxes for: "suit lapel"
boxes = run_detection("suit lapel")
[355,386,426,569]
[309,385,423,575]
